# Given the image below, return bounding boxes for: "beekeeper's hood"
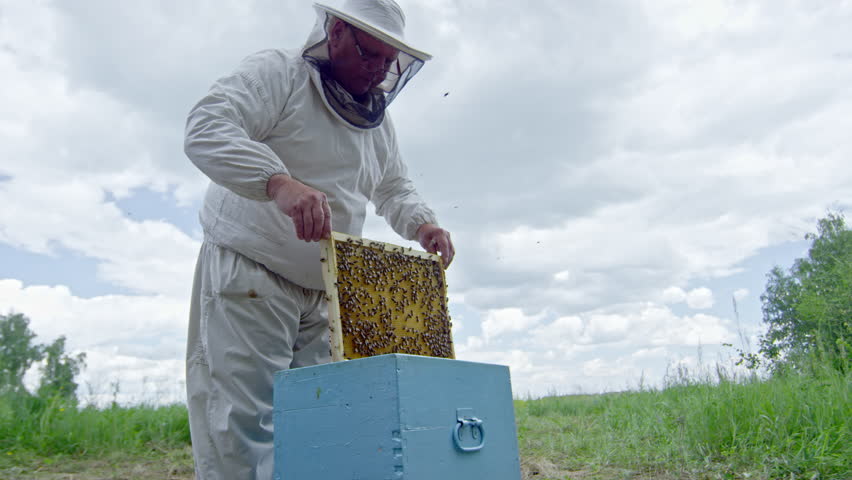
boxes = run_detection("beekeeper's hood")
[303,0,431,129]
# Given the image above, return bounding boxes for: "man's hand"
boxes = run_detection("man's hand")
[267,174,332,242]
[417,224,454,268]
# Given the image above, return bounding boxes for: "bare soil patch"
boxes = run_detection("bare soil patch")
[1,447,195,480]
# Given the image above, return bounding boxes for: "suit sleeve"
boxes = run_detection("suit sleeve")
[184,51,291,201]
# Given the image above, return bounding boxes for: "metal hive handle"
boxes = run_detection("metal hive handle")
[453,416,485,452]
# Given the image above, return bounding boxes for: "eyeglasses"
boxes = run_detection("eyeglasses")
[347,24,400,76]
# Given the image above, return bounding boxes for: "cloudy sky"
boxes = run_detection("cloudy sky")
[1,0,850,404]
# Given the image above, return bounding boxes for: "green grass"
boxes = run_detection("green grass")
[0,394,190,459]
[515,365,851,479]
[1,365,849,479]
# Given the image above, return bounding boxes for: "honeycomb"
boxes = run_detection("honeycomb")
[320,232,454,361]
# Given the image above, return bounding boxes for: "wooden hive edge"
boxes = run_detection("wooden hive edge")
[329,231,441,262]
[320,235,345,362]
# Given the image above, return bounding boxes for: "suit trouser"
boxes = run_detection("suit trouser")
[186,242,330,480]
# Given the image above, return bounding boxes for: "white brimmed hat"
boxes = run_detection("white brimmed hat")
[313,0,432,62]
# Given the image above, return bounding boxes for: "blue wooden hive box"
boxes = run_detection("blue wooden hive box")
[273,354,521,479]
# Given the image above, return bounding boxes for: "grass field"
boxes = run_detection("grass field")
[515,364,850,479]
[1,364,849,480]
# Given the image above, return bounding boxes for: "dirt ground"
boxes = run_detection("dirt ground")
[2,464,194,480]
[3,451,658,480]
[520,457,649,480]
[0,447,195,480]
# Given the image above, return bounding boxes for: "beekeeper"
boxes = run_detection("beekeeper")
[183,0,454,477]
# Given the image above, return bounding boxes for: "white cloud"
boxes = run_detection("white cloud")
[534,303,735,349]
[583,357,638,378]
[2,1,851,401]
[631,347,668,360]
[733,288,749,302]
[481,308,545,343]
[686,287,715,309]
[76,350,186,407]
[0,280,188,354]
[530,316,584,347]
[584,313,632,344]
[645,0,762,39]
[0,0,205,300]
[0,179,199,295]
[662,287,715,310]
[453,301,737,396]
[479,208,794,315]
[662,286,687,304]
[649,313,733,346]
[553,270,571,282]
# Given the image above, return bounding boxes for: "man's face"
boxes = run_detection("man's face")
[328,20,400,97]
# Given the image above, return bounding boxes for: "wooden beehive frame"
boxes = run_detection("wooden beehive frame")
[320,231,454,362]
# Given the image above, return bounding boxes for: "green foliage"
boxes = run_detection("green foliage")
[0,391,190,459]
[0,313,86,403]
[0,313,44,395]
[759,211,852,373]
[37,336,87,404]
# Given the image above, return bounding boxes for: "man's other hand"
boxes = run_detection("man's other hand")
[417,224,454,268]
[267,174,332,242]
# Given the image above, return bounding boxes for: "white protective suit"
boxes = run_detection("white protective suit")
[183,2,437,478]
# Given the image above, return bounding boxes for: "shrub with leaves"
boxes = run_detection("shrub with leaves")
[759,211,852,373]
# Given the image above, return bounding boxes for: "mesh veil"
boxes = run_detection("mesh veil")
[302,11,425,128]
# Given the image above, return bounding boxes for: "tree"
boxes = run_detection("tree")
[0,312,44,394]
[1,312,87,401]
[759,211,852,373]
[37,335,87,403]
